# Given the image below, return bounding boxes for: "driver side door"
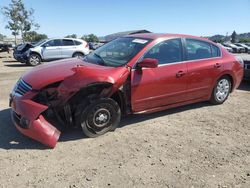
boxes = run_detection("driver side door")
[131,38,188,112]
[41,39,62,60]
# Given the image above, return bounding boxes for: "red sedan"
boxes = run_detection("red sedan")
[10,33,244,148]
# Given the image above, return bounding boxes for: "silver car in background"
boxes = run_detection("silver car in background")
[28,38,89,66]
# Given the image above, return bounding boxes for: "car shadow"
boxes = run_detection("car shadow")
[0,102,210,149]
[0,108,47,150]
[4,63,30,67]
[60,102,210,142]
[237,80,250,91]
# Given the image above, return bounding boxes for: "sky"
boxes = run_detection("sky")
[0,0,250,38]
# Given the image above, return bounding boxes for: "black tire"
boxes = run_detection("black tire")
[28,53,41,66]
[210,76,231,105]
[77,98,121,138]
[72,52,84,58]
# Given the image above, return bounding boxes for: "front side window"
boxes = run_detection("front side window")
[45,39,62,47]
[143,38,183,64]
[84,37,151,67]
[62,39,75,46]
[186,39,212,60]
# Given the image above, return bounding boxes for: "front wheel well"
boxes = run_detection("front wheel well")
[30,52,42,60]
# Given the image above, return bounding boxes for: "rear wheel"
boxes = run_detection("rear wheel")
[78,98,121,137]
[210,76,231,105]
[28,53,41,66]
[73,52,84,58]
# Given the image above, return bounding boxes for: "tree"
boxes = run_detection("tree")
[231,31,237,43]
[65,34,77,38]
[1,0,39,44]
[81,34,99,42]
[23,31,48,42]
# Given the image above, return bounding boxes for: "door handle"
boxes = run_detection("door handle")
[176,71,185,78]
[214,63,221,68]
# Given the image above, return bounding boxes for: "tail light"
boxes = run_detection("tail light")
[85,42,89,49]
[235,56,244,68]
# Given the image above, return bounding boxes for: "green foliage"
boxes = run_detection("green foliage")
[81,34,99,42]
[231,31,237,43]
[65,34,77,38]
[23,31,48,42]
[239,38,250,43]
[1,0,39,44]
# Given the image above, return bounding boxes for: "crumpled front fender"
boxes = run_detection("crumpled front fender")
[57,65,130,100]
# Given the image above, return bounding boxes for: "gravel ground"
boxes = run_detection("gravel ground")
[0,52,250,188]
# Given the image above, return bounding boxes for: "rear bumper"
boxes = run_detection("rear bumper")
[10,93,60,148]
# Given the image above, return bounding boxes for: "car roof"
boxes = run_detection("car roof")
[47,38,85,42]
[126,33,212,42]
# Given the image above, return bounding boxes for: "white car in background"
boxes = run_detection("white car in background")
[28,38,89,66]
[235,43,250,53]
[217,43,233,53]
[223,43,244,53]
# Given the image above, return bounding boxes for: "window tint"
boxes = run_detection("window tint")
[186,39,212,60]
[211,44,221,57]
[45,39,62,47]
[62,39,75,46]
[143,38,182,64]
[74,40,82,45]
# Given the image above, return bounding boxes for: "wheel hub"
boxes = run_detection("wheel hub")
[216,79,230,101]
[93,108,111,128]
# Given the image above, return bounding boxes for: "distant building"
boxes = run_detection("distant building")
[102,29,151,42]
[0,37,22,46]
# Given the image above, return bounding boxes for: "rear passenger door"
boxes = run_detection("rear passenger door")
[61,39,76,58]
[184,38,222,100]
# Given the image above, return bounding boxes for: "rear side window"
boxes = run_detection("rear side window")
[143,38,183,65]
[186,39,212,60]
[211,44,221,57]
[74,40,82,45]
[62,39,75,46]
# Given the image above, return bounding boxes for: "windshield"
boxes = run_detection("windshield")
[84,37,152,67]
[34,39,47,47]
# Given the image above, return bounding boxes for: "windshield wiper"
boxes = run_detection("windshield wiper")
[93,52,107,66]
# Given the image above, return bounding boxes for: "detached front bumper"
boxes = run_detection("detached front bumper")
[10,92,61,148]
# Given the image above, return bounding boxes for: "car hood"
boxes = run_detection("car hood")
[15,43,34,53]
[22,58,130,90]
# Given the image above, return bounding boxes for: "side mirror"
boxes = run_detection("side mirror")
[42,43,49,48]
[137,58,158,68]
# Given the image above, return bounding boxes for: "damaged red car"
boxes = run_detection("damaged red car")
[10,33,244,148]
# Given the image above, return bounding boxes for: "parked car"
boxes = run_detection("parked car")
[243,43,250,53]
[0,43,12,53]
[14,38,89,66]
[10,33,244,148]
[217,43,233,53]
[234,43,250,53]
[243,60,250,80]
[223,43,245,53]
